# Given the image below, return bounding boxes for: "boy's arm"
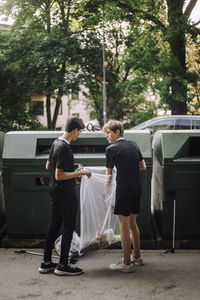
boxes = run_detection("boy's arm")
[106,167,113,183]
[46,160,50,170]
[55,168,91,180]
[106,168,112,175]
[139,159,146,171]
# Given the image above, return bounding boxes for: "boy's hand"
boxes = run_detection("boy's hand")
[81,169,92,178]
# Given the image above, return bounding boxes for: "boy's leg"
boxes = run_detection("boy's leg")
[59,193,78,266]
[129,213,141,259]
[43,199,62,263]
[59,224,74,265]
[53,193,83,276]
[118,215,131,265]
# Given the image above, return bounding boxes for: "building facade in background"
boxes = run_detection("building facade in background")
[31,91,91,130]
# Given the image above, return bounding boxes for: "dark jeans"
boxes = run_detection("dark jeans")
[44,187,78,265]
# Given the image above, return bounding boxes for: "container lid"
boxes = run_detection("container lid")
[152,130,200,164]
[2,130,152,160]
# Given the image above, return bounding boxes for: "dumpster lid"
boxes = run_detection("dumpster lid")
[2,131,108,159]
[2,130,152,160]
[124,130,152,159]
[152,130,200,164]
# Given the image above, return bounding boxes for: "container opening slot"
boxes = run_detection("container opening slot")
[36,177,50,186]
[174,136,200,158]
[188,137,200,156]
[70,144,107,153]
[36,138,108,155]
[36,138,55,155]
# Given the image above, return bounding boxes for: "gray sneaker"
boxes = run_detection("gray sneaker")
[38,262,57,273]
[131,256,144,266]
[109,261,135,273]
[54,264,83,276]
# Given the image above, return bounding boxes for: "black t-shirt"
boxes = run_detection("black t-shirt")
[106,139,144,196]
[49,138,75,191]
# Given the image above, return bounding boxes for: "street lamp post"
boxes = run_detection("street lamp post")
[102,2,107,125]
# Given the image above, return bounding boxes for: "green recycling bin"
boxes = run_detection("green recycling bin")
[2,130,152,239]
[124,130,153,239]
[73,130,153,239]
[152,130,200,241]
[0,131,5,234]
[3,131,59,237]
[2,131,109,237]
[76,130,153,239]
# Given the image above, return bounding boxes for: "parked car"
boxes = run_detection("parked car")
[130,115,200,133]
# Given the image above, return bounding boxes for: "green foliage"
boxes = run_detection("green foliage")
[126,100,158,129]
[0,31,43,132]
[1,0,200,131]
[79,18,159,125]
[1,0,85,130]
[103,0,200,115]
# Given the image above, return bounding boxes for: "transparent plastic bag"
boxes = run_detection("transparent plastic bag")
[55,231,80,256]
[55,167,120,256]
[79,167,120,253]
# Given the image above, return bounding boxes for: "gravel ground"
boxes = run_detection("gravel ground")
[0,249,200,300]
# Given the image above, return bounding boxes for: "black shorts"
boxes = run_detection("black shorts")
[114,191,141,216]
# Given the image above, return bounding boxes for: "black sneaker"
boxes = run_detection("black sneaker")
[54,264,83,276]
[38,262,57,274]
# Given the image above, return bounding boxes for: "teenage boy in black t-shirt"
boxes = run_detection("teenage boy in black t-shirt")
[103,121,146,273]
[39,117,91,276]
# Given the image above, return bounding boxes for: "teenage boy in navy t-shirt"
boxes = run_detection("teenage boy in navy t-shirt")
[103,121,146,273]
[39,117,91,276]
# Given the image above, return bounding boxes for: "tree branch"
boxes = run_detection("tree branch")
[107,0,166,32]
[193,19,200,26]
[122,67,130,83]
[184,0,198,17]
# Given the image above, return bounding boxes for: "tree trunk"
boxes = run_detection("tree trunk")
[171,101,187,115]
[52,97,62,130]
[46,93,52,129]
[167,0,187,115]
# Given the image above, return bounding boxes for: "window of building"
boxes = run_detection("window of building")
[72,113,80,117]
[32,101,44,115]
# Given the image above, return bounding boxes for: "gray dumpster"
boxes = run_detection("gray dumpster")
[0,131,5,235]
[152,130,200,241]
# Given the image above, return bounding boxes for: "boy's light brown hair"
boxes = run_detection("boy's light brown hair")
[103,121,124,137]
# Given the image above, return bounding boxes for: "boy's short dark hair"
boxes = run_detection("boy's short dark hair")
[65,117,85,132]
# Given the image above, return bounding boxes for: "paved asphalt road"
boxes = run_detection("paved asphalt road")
[0,249,200,300]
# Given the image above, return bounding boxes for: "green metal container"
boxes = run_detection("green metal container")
[152,130,200,240]
[2,130,152,239]
[2,131,109,237]
[0,131,5,232]
[125,130,153,239]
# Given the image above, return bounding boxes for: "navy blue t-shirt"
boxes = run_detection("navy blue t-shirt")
[49,138,75,191]
[106,139,143,196]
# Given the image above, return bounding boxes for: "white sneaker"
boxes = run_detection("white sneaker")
[109,261,135,273]
[131,256,144,266]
